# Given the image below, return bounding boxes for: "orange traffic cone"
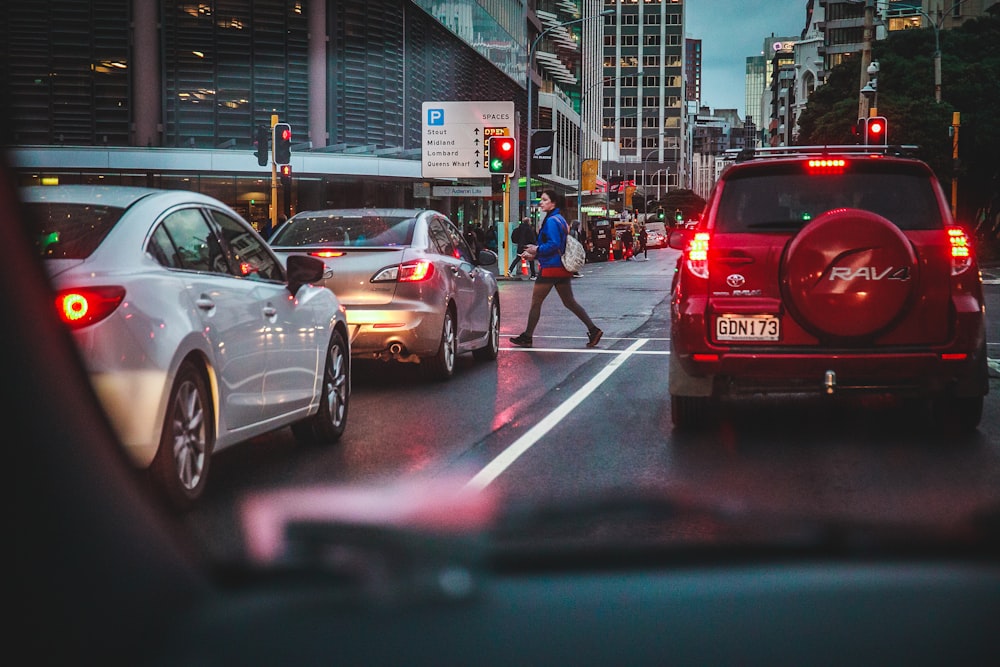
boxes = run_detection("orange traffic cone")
[521,257,529,276]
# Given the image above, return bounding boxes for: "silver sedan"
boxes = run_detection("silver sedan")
[21,185,351,509]
[269,208,500,381]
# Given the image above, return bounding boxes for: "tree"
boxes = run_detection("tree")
[797,9,1000,231]
[657,189,707,222]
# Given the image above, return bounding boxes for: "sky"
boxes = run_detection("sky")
[686,0,809,118]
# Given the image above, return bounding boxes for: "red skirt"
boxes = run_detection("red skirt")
[538,265,574,282]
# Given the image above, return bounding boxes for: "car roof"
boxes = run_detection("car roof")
[19,184,223,209]
[292,208,437,218]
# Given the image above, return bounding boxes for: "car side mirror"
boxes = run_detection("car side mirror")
[286,254,325,295]
[477,249,498,266]
[667,229,690,250]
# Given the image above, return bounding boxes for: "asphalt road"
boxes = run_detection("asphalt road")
[187,248,1000,561]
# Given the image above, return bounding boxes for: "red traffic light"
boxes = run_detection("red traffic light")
[488,136,515,174]
[273,122,292,164]
[279,164,292,177]
[865,116,887,145]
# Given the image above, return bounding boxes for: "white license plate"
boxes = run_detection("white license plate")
[716,315,780,341]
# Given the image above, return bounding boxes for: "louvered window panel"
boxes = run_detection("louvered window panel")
[163,1,308,149]
[3,1,129,146]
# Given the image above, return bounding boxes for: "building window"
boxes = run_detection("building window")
[621,96,638,107]
[643,34,661,46]
[643,55,660,67]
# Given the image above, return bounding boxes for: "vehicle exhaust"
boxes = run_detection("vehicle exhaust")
[376,342,420,364]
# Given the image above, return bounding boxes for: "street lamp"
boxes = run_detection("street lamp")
[861,60,879,112]
[892,0,974,103]
[526,9,613,221]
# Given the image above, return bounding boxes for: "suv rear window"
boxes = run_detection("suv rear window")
[715,161,942,233]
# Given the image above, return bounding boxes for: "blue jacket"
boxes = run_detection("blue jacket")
[535,209,569,270]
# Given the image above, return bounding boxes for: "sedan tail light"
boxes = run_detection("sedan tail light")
[55,286,126,330]
[371,260,435,283]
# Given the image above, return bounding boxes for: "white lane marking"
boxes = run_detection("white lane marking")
[500,346,669,355]
[466,338,648,492]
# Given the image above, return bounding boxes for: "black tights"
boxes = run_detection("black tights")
[523,280,596,337]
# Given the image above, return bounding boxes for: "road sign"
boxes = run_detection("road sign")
[421,101,516,178]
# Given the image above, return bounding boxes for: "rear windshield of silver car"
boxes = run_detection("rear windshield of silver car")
[716,162,943,232]
[26,203,125,259]
[271,213,417,247]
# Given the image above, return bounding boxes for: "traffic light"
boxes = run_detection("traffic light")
[253,125,269,166]
[675,208,683,223]
[854,117,867,144]
[273,122,292,164]
[656,207,665,221]
[279,163,292,185]
[866,116,887,145]
[488,136,515,175]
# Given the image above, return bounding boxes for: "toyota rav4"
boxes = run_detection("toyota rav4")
[668,146,989,431]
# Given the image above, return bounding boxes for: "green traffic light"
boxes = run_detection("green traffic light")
[490,158,504,172]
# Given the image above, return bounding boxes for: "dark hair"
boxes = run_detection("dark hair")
[541,188,565,209]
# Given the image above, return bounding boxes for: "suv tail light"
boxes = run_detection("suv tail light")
[55,286,126,330]
[947,226,972,276]
[686,232,710,279]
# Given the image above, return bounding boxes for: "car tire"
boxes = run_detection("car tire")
[472,299,500,362]
[423,308,457,381]
[670,394,711,430]
[292,329,350,444]
[150,360,213,511]
[931,395,983,434]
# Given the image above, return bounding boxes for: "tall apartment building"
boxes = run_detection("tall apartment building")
[685,38,702,104]
[601,0,685,206]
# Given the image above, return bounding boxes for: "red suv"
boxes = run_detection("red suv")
[668,147,989,431]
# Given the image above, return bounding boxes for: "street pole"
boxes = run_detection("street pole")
[270,114,278,229]
[857,0,875,120]
[526,10,612,225]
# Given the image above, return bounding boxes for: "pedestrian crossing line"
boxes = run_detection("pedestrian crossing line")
[466,338,648,492]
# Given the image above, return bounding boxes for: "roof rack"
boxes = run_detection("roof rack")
[724,145,920,162]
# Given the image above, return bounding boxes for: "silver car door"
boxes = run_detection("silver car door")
[441,217,489,344]
[207,209,323,421]
[158,207,267,429]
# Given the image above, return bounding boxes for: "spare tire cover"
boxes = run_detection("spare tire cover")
[781,208,918,339]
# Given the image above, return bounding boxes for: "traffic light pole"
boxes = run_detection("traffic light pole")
[502,175,511,275]
[270,114,279,230]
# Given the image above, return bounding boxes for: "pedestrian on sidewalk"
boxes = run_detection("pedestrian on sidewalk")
[509,189,603,349]
[637,223,648,259]
[507,217,537,279]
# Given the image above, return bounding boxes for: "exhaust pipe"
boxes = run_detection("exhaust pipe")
[824,370,836,395]
[375,342,420,364]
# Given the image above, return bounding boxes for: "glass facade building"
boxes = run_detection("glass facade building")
[3,1,529,230]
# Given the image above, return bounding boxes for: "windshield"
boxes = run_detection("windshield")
[270,212,416,247]
[6,0,1000,597]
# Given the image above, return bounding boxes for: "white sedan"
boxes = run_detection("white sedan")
[22,185,351,509]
